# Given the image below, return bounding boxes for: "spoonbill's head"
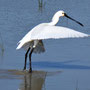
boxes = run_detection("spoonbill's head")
[54,10,65,17]
[53,10,84,26]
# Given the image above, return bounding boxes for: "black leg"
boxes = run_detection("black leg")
[23,47,30,70]
[29,48,34,73]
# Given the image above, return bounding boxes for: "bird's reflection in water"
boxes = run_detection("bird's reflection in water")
[18,70,61,90]
[19,71,47,90]
[0,69,61,90]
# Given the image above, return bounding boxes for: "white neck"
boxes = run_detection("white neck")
[48,13,60,25]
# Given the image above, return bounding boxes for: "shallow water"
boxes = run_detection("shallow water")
[0,0,90,90]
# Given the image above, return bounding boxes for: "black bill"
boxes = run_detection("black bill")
[64,13,84,27]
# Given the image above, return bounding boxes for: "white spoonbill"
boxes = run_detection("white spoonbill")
[16,10,89,73]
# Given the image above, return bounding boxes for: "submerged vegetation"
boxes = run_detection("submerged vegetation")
[38,0,46,12]
[76,80,79,90]
[38,0,43,8]
[0,32,4,59]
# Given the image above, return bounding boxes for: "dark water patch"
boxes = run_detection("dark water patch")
[32,61,90,70]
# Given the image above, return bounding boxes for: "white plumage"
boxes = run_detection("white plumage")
[30,24,88,39]
[16,23,88,50]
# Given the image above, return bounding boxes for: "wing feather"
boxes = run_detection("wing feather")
[31,25,88,40]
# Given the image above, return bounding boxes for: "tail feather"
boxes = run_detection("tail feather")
[16,42,25,50]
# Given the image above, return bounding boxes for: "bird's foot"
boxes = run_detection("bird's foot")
[23,67,26,71]
[29,68,32,73]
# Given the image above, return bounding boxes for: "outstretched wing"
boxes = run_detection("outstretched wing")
[16,24,89,49]
[30,25,89,40]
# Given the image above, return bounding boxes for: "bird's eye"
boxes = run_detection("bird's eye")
[62,12,65,16]
[62,12,64,14]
